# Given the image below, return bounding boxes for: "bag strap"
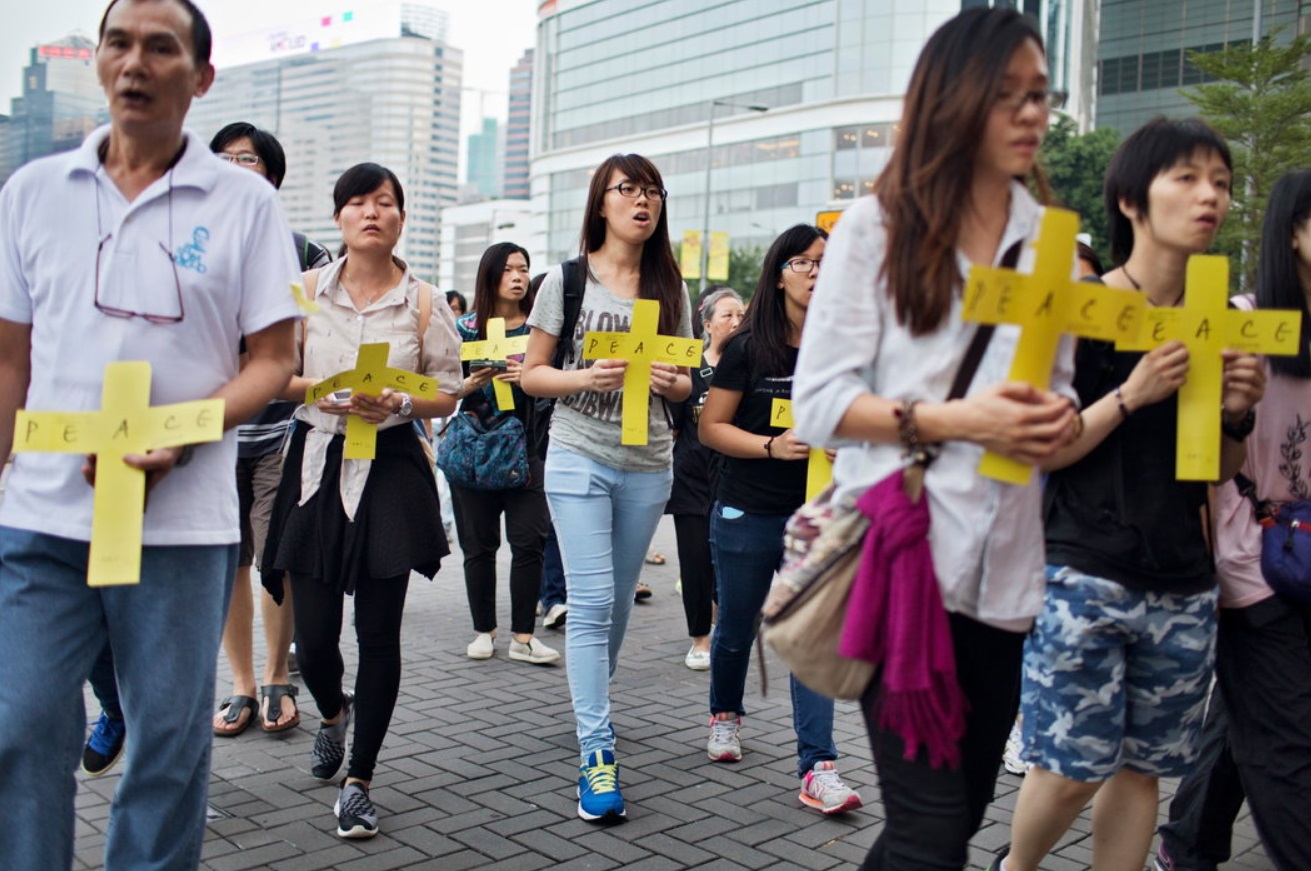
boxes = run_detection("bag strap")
[299,268,321,350]
[945,239,1024,401]
[553,257,586,370]
[416,279,434,363]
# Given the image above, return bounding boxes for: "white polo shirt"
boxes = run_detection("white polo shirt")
[0,125,302,546]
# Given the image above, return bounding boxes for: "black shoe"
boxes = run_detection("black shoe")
[310,692,352,781]
[334,780,378,838]
[82,712,126,776]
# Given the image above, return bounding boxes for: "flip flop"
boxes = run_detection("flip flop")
[644,552,667,566]
[260,684,301,733]
[214,695,257,737]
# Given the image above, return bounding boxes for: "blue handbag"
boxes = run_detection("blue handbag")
[436,410,530,491]
[1235,473,1311,606]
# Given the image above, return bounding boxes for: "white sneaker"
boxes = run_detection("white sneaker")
[508,637,561,665]
[707,715,742,762]
[799,761,863,815]
[543,603,568,630]
[684,646,710,671]
[1002,717,1027,776]
[466,632,495,660]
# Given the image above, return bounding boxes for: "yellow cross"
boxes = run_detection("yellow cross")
[12,361,225,586]
[582,299,700,445]
[1116,255,1301,480]
[770,399,833,501]
[459,317,528,412]
[290,281,320,315]
[962,207,1147,484]
[305,342,439,459]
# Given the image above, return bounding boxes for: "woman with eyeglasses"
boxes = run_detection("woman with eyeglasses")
[792,9,1080,868]
[698,224,864,814]
[664,286,744,671]
[260,162,462,840]
[521,154,693,823]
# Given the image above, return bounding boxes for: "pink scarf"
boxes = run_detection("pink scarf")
[838,469,967,769]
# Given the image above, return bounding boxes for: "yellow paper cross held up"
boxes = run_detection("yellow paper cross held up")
[1116,255,1300,480]
[770,398,833,501]
[459,317,529,412]
[962,207,1148,484]
[306,343,439,459]
[582,299,701,446]
[12,361,225,586]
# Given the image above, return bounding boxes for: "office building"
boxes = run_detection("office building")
[530,0,1098,271]
[187,3,461,281]
[436,199,533,294]
[1097,0,1311,134]
[503,48,534,199]
[2,35,102,184]
[467,117,501,199]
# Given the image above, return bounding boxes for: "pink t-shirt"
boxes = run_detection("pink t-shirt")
[1214,304,1311,607]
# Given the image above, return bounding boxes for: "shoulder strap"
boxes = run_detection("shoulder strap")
[947,239,1024,400]
[300,268,322,348]
[416,279,434,363]
[554,257,586,369]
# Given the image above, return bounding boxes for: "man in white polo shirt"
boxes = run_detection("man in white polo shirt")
[0,1,301,869]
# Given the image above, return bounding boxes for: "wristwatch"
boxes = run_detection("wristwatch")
[396,393,414,419]
[1221,407,1256,441]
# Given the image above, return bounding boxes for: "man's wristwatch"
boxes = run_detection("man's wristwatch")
[395,393,414,419]
[1221,407,1256,442]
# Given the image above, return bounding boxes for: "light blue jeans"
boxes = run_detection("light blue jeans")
[544,446,671,762]
[0,527,237,871]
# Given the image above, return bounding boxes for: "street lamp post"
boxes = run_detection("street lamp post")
[700,99,768,296]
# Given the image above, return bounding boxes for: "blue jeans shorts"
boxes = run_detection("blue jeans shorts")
[1020,565,1217,782]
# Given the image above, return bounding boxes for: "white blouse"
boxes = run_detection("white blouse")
[793,183,1077,631]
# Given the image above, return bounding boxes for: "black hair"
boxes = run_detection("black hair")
[445,290,468,316]
[99,0,212,65]
[1076,241,1105,277]
[332,163,405,217]
[729,224,827,379]
[1258,170,1311,378]
[1104,117,1232,265]
[209,122,287,189]
[471,242,532,340]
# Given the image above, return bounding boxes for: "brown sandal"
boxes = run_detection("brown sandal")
[260,684,300,733]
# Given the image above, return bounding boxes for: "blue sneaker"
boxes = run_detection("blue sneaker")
[82,712,126,777]
[576,749,626,822]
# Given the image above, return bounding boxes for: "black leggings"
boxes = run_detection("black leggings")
[859,612,1026,871]
[673,513,715,638]
[290,571,409,783]
[451,475,548,636]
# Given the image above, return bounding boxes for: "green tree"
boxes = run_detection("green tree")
[1039,114,1121,269]
[1183,31,1311,291]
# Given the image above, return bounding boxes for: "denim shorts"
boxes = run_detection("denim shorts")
[1020,565,1217,781]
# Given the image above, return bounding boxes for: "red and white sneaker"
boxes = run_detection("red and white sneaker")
[799,761,863,815]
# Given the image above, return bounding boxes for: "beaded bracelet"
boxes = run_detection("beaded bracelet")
[894,399,921,457]
[1114,385,1132,421]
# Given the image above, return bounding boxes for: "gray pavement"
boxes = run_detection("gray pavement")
[71,516,1275,871]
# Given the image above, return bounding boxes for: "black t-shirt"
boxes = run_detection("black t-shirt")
[712,332,807,515]
[666,356,716,515]
[1043,337,1213,594]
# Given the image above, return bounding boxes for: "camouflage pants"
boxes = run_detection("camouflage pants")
[1020,565,1217,782]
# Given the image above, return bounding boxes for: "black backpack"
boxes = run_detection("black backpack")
[526,257,586,460]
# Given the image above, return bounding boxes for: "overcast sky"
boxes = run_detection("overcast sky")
[2,0,538,155]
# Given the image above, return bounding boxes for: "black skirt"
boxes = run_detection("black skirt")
[262,421,449,602]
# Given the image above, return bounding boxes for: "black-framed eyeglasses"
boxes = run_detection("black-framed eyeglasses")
[217,152,262,167]
[93,166,186,324]
[995,89,1067,115]
[605,182,667,201]
[781,258,822,274]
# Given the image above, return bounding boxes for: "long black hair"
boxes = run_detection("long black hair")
[1258,170,1311,378]
[729,224,826,379]
[471,242,532,341]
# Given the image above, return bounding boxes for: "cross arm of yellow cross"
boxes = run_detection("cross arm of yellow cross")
[770,398,833,501]
[305,343,439,405]
[459,317,530,411]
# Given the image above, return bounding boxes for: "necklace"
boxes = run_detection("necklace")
[341,262,397,306]
[1122,264,1185,307]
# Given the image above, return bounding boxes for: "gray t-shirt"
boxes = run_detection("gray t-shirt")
[528,263,694,472]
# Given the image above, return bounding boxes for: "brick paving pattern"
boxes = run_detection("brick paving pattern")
[70,517,1275,870]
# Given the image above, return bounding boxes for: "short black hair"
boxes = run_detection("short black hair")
[209,122,287,189]
[99,0,213,65]
[332,163,406,217]
[1257,170,1311,378]
[1104,117,1232,264]
[445,290,468,315]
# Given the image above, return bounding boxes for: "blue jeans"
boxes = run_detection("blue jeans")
[544,446,671,762]
[539,523,567,609]
[709,503,838,777]
[0,527,237,871]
